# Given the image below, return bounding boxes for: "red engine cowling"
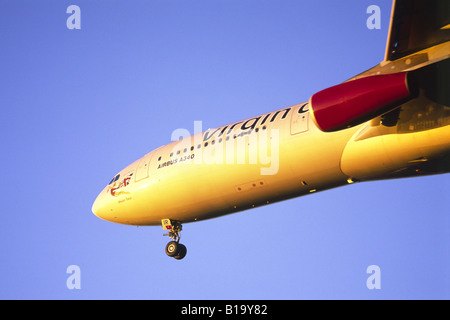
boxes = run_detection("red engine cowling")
[309,72,413,132]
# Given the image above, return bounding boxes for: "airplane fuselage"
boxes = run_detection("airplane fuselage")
[92,50,450,226]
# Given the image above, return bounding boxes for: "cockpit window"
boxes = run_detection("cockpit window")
[108,174,120,185]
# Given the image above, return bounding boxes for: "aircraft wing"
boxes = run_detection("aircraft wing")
[385,0,450,61]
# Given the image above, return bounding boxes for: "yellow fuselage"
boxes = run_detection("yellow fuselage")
[92,42,450,226]
[92,96,450,226]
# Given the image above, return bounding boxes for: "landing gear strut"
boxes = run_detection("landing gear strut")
[161,219,187,260]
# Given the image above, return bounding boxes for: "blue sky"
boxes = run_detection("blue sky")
[0,0,448,299]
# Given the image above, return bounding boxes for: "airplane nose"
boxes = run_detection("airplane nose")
[91,191,109,221]
[91,195,100,216]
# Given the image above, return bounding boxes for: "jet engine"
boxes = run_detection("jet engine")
[309,72,413,132]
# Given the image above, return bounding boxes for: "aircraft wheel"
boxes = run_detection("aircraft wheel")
[165,241,180,257]
[174,244,187,260]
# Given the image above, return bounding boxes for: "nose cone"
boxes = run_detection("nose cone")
[91,190,111,221]
[91,194,101,216]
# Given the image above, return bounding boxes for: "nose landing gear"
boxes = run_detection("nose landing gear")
[161,219,187,260]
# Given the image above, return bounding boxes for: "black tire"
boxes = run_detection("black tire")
[174,244,187,260]
[165,241,180,257]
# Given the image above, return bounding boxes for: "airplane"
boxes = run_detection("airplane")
[92,0,450,260]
